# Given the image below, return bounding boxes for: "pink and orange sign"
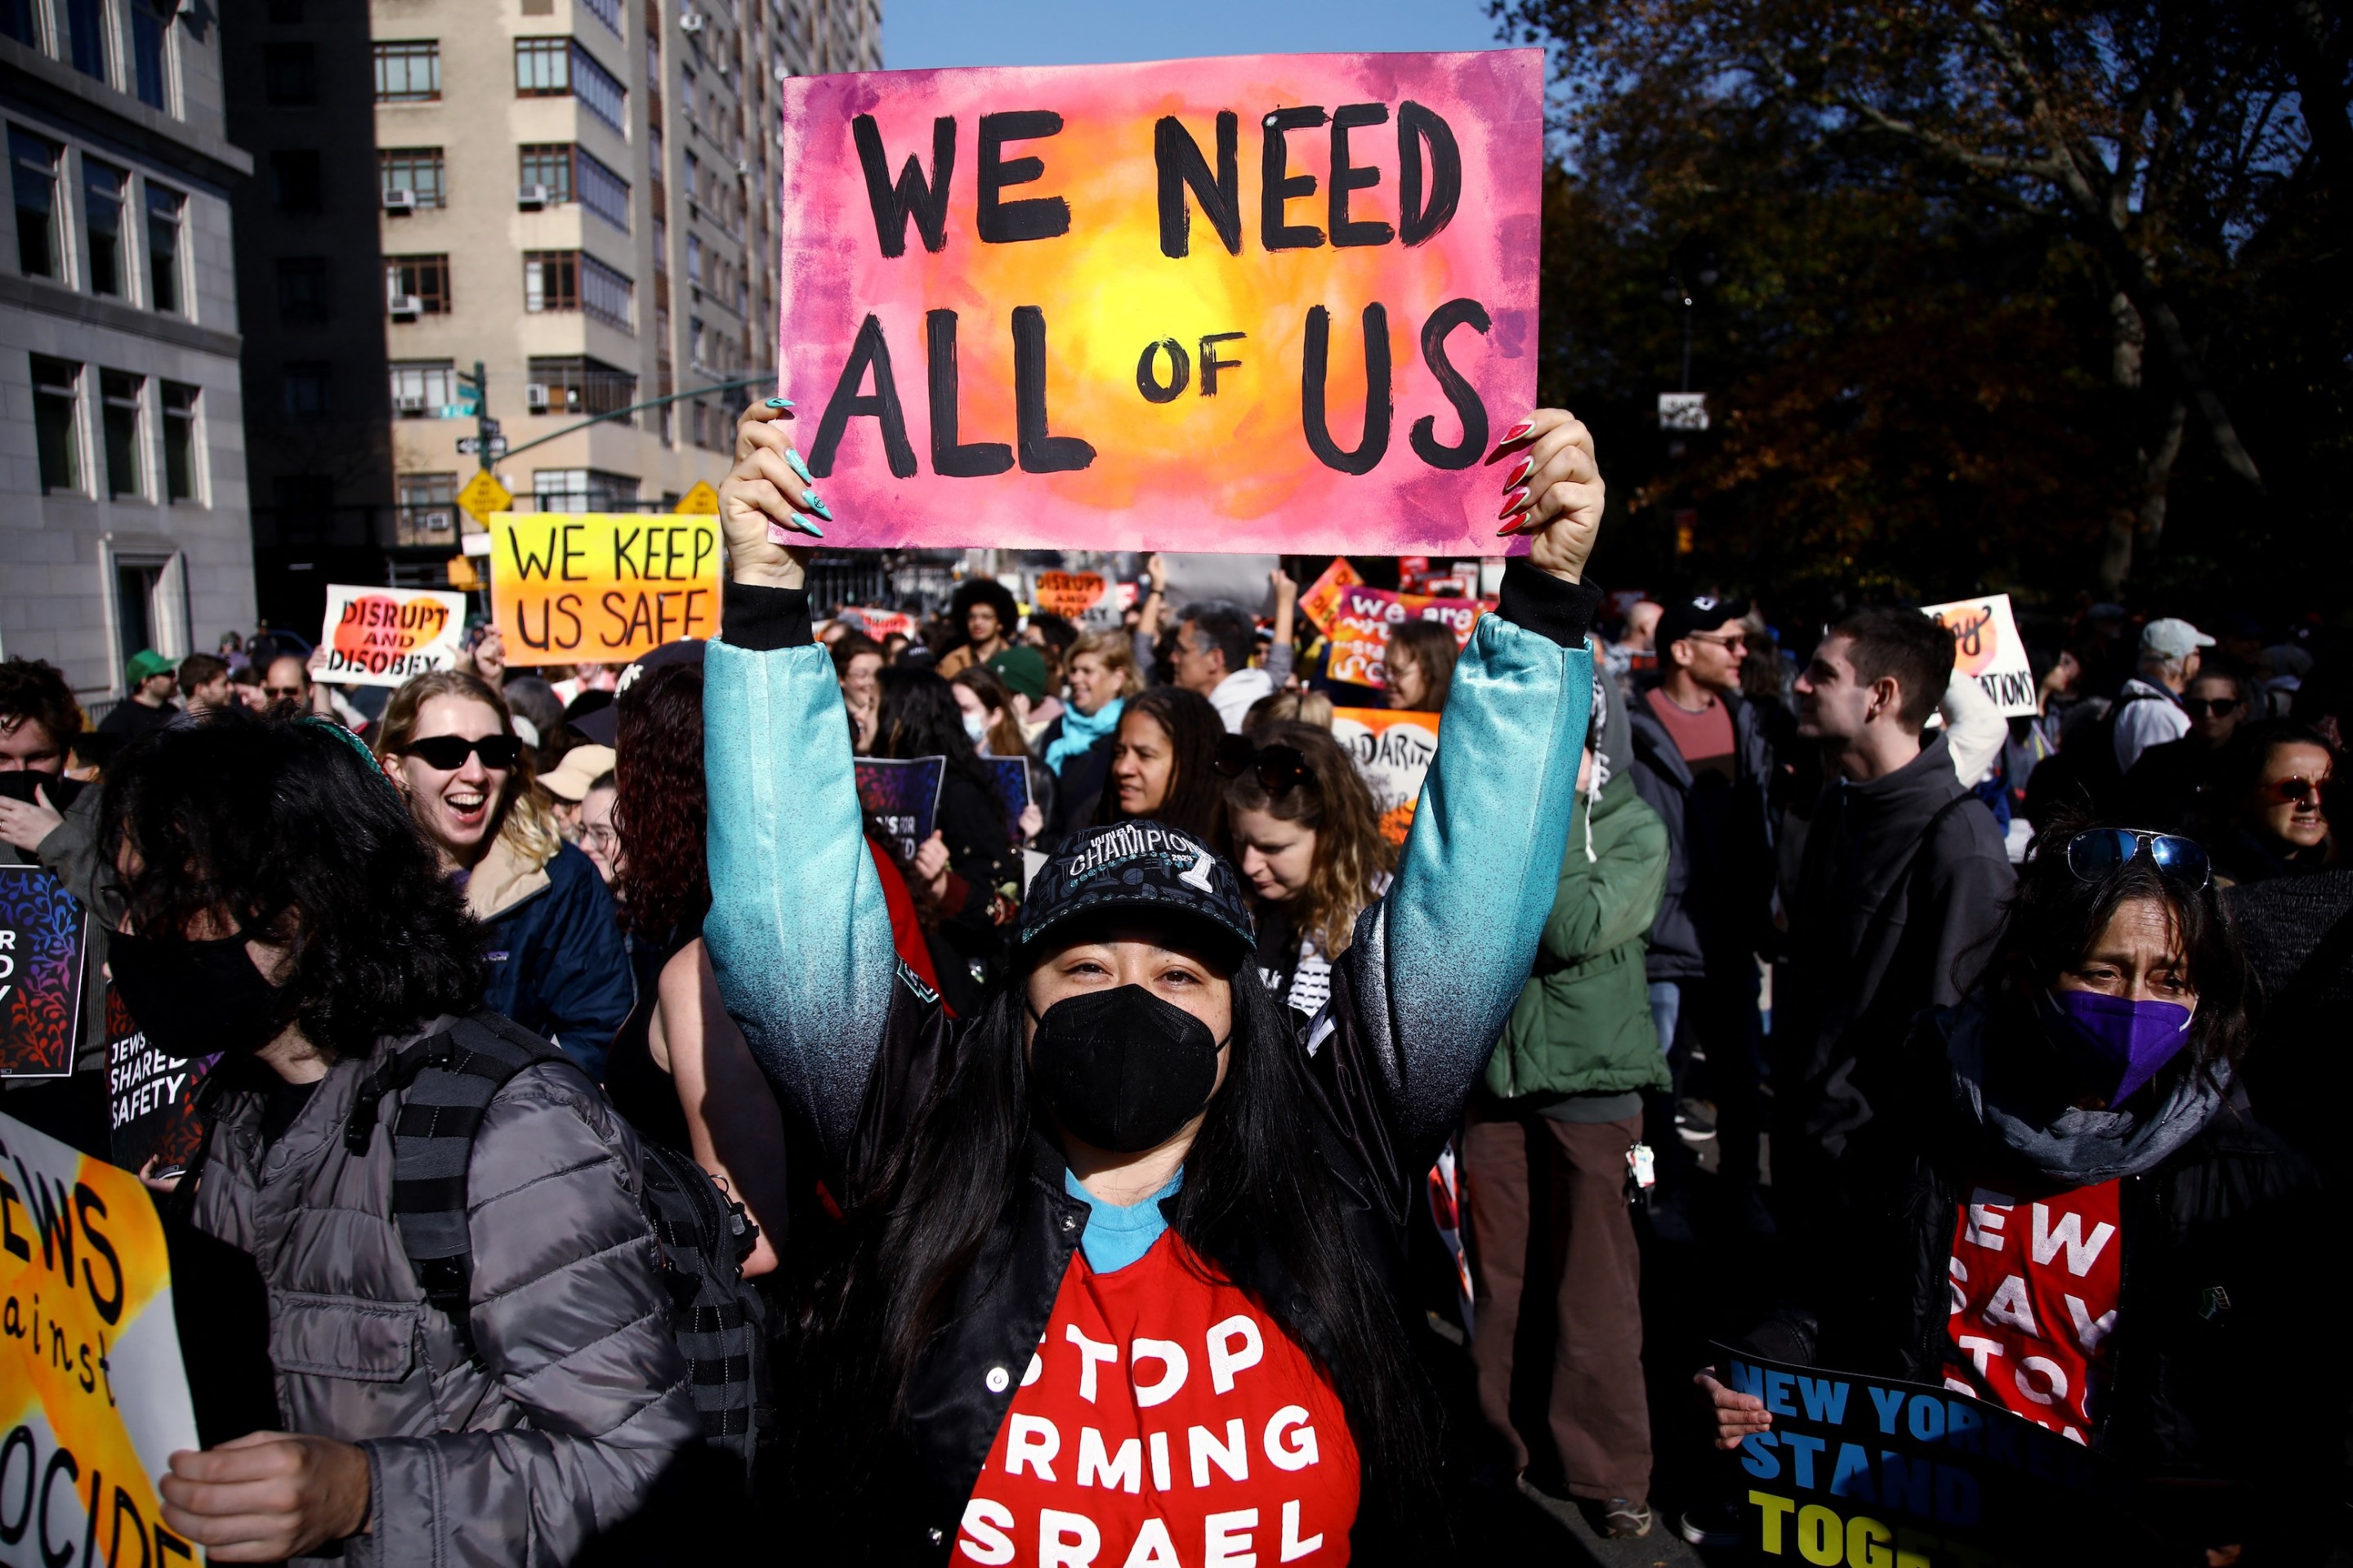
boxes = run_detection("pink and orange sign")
[777,51,1544,555]
[1302,557,1488,689]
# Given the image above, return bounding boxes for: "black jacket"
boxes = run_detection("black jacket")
[1035,715,1114,837]
[1625,683,1776,981]
[1742,1004,2327,1548]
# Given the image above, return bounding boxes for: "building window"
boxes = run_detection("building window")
[276,257,329,322]
[397,473,458,546]
[1,0,38,47]
[162,381,199,502]
[11,129,60,281]
[131,0,172,109]
[532,467,638,513]
[514,38,569,94]
[385,252,450,314]
[528,355,636,423]
[579,0,621,36]
[65,0,106,82]
[524,250,576,313]
[83,159,127,297]
[582,253,632,328]
[282,362,331,420]
[573,45,626,133]
[146,182,185,313]
[32,356,82,494]
[685,230,703,287]
[518,143,574,203]
[263,42,317,105]
[101,370,144,498]
[271,150,322,213]
[374,41,440,103]
[390,360,461,418]
[577,146,630,232]
[379,147,445,208]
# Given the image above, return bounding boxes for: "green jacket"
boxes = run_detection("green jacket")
[1484,770,1672,1102]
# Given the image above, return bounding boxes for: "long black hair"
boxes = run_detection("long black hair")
[101,708,485,1061]
[1096,684,1229,850]
[874,664,1006,823]
[797,940,1440,1542]
[1967,811,2253,1087]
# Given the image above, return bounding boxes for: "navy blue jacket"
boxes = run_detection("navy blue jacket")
[478,840,632,1079]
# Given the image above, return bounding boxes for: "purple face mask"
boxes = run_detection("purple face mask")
[2042,989,2194,1105]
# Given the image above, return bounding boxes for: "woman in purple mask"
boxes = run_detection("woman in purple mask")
[1696,814,2325,1559]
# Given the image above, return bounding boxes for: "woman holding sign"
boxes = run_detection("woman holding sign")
[705,400,1606,1561]
[1698,816,2325,1557]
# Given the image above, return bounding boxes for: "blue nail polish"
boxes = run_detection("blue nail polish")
[785,446,814,485]
[765,396,793,409]
[801,489,833,522]
[797,516,824,538]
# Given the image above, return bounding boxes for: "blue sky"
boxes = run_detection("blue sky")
[882,0,1515,69]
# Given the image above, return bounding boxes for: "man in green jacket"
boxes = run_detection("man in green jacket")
[1464,672,1670,1539]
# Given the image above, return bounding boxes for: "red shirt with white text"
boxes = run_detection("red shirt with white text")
[1941,1181,2123,1444]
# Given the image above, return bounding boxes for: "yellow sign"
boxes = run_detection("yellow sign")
[447,556,483,591]
[1,1110,203,1564]
[673,480,721,515]
[457,471,514,524]
[489,512,721,666]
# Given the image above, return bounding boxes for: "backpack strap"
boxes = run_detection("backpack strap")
[342,1012,563,1357]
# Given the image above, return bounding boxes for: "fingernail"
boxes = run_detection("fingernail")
[1498,488,1529,520]
[1504,456,1533,487]
[1482,424,1536,464]
[766,516,824,541]
[1497,509,1533,537]
[797,516,824,538]
[801,489,833,521]
[785,446,814,485]
[765,396,793,409]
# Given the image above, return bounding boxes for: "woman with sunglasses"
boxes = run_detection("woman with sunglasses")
[376,671,632,1078]
[1699,817,2324,1558]
[2121,668,2258,833]
[2198,719,2337,886]
[706,400,1605,1560]
[1099,683,1231,851]
[1220,722,1396,1017]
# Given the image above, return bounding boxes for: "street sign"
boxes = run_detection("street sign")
[457,436,511,457]
[435,403,478,419]
[1659,392,1711,431]
[456,471,513,523]
[674,480,721,515]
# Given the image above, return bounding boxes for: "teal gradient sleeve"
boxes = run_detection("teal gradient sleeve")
[702,638,898,1164]
[1346,612,1592,1153]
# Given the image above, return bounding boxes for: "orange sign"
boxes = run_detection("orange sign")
[489,512,721,666]
[1031,571,1109,619]
[1331,708,1440,846]
[1922,593,2036,716]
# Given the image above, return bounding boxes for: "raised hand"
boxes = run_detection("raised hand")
[721,400,823,591]
[1489,409,1605,583]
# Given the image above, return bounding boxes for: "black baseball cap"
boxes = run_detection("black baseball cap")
[1655,593,1752,650]
[1019,820,1256,959]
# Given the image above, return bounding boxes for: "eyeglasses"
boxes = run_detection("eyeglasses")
[1683,632,1748,651]
[2183,698,2239,719]
[402,733,522,771]
[581,824,620,851]
[2061,829,2211,889]
[2258,775,2331,809]
[262,685,306,700]
[1213,736,1310,796]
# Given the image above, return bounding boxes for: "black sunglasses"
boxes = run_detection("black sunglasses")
[2061,828,2211,889]
[1213,736,1310,796]
[403,733,523,771]
[2183,697,2239,719]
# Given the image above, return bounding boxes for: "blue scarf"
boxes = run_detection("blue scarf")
[1044,696,1122,775]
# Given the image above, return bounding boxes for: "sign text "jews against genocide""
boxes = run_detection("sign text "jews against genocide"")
[778,51,1543,556]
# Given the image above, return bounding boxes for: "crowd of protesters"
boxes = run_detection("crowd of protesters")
[0,393,2341,1566]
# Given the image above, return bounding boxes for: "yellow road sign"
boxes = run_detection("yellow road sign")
[674,480,721,515]
[458,471,513,524]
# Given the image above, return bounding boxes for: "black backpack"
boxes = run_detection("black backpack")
[342,1012,773,1488]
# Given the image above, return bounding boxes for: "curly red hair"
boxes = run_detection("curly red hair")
[613,663,708,938]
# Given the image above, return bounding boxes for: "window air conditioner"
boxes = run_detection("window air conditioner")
[383,188,417,216]
[526,382,551,412]
[679,9,703,31]
[395,391,426,414]
[388,294,422,319]
[518,183,551,211]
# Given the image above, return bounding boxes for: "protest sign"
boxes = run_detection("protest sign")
[489,512,721,667]
[1923,595,2038,717]
[104,987,217,1180]
[777,50,1543,556]
[0,868,86,1079]
[1,1109,203,1565]
[1713,1343,2128,1566]
[1027,570,1115,626]
[855,757,946,862]
[838,605,918,641]
[1331,708,1440,846]
[318,583,467,687]
[1321,579,1486,689]
[985,758,1033,846]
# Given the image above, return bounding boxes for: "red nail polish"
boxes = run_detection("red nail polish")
[1501,419,1535,444]
[1505,457,1533,487]
[1498,488,1529,520]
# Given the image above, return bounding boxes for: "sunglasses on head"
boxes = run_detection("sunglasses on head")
[2061,828,2210,889]
[2260,775,2331,809]
[1213,736,1310,796]
[403,733,522,771]
[2183,697,2239,719]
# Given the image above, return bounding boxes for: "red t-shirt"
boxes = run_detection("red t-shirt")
[1645,687,1736,784]
[955,1231,1360,1566]
[1940,1181,2123,1445]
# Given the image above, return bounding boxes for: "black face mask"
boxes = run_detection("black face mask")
[1029,984,1224,1154]
[107,928,288,1061]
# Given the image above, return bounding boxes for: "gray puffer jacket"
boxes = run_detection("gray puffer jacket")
[190,1015,697,1567]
